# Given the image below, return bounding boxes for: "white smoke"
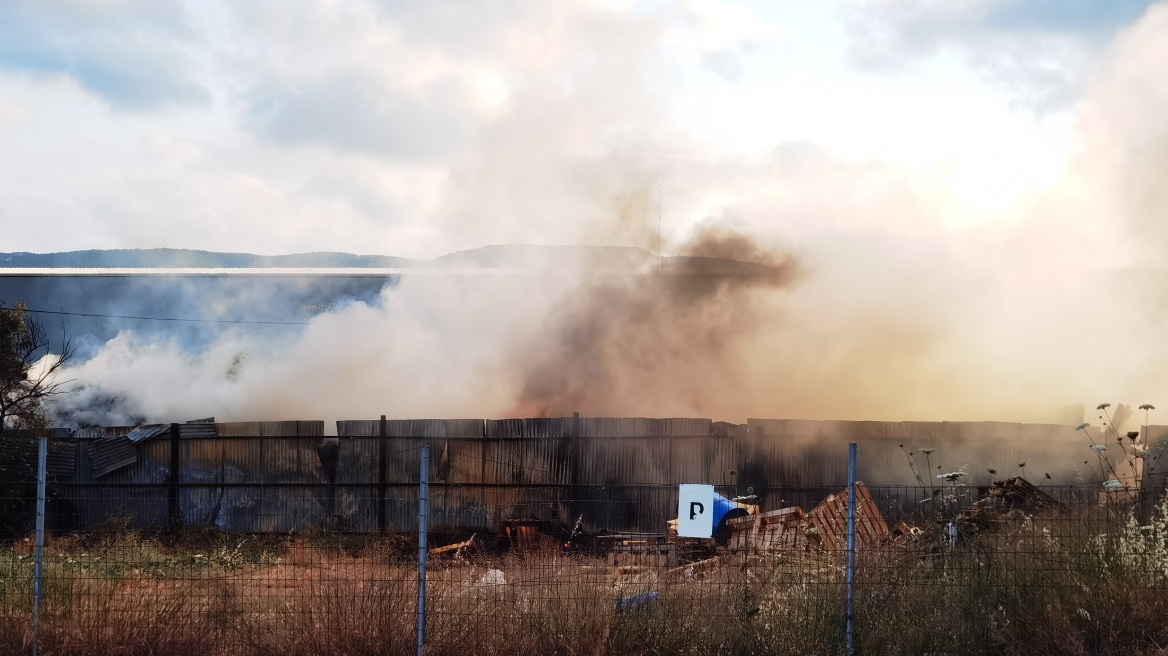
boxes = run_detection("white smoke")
[38,4,1168,427]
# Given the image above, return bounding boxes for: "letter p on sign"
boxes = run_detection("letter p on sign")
[677,484,715,538]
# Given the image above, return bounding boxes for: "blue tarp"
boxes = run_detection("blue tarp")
[711,492,741,528]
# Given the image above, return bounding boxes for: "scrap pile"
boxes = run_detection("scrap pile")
[972,477,1064,512]
[958,476,1066,531]
[724,482,890,555]
[427,477,1070,573]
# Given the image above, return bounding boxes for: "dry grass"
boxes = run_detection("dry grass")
[2,506,1168,655]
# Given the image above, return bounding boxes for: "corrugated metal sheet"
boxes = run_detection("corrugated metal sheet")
[47,441,77,481]
[127,424,169,443]
[216,421,323,437]
[0,433,76,481]
[178,423,217,438]
[336,420,376,437]
[87,436,137,478]
[57,416,1103,534]
[72,426,134,439]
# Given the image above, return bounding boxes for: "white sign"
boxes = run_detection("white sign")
[676,484,715,538]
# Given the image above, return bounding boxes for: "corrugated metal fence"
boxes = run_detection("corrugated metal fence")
[47,417,1168,535]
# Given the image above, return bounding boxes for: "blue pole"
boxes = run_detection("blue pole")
[846,442,857,656]
[417,445,429,656]
[32,435,48,656]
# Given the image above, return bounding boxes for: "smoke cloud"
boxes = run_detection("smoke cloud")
[512,226,800,418]
[21,3,1168,430]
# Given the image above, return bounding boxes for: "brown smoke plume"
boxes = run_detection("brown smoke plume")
[511,226,799,417]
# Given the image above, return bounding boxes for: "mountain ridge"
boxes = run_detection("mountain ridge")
[0,245,785,278]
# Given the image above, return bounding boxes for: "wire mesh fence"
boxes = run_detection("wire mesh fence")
[2,437,1168,655]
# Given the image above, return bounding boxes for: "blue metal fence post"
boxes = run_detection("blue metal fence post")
[846,442,857,656]
[32,435,48,656]
[417,445,429,656]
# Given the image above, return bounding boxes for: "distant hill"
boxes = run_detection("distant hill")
[0,246,787,279]
[0,249,418,268]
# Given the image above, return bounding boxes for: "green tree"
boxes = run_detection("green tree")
[0,302,72,536]
[0,302,71,435]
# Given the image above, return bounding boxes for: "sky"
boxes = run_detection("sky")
[5,0,1168,425]
[0,0,1161,261]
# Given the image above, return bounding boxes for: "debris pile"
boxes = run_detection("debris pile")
[496,517,595,553]
[952,476,1066,532]
[973,477,1064,512]
[725,482,890,554]
[482,477,1069,566]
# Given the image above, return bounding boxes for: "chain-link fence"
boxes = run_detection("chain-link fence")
[3,437,1168,655]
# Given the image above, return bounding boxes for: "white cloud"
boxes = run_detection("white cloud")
[844,0,1160,113]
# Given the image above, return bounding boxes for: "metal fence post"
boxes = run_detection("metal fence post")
[378,415,388,532]
[32,435,48,656]
[168,423,181,533]
[417,445,429,656]
[846,442,857,656]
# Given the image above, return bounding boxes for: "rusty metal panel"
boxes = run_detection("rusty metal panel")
[436,439,479,484]
[216,422,260,437]
[262,438,329,482]
[576,436,670,485]
[178,438,329,484]
[126,424,170,443]
[384,484,421,531]
[178,423,217,438]
[336,437,378,484]
[70,438,169,526]
[660,417,712,436]
[478,438,569,485]
[336,420,377,437]
[445,419,484,438]
[88,436,137,478]
[68,485,168,529]
[517,437,571,485]
[47,441,76,481]
[563,485,674,533]
[215,421,317,437]
[523,417,574,438]
[485,419,523,439]
[743,432,847,493]
[579,417,686,437]
[296,421,325,436]
[215,485,350,532]
[72,426,134,440]
[428,484,493,530]
[386,419,447,437]
[477,438,522,485]
[0,433,75,482]
[259,421,302,436]
[710,422,746,436]
[666,434,738,486]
